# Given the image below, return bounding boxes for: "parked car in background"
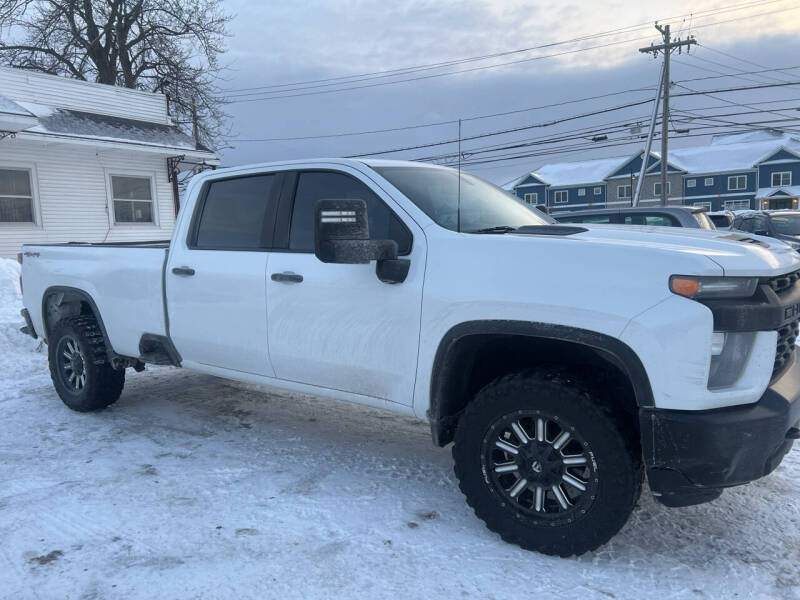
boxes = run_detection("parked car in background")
[706,210,735,230]
[732,211,800,251]
[553,206,716,229]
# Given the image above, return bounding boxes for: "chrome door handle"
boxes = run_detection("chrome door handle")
[172,266,195,276]
[271,271,303,283]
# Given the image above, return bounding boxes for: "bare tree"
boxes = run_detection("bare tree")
[0,0,231,146]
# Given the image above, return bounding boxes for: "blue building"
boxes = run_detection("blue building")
[507,130,800,213]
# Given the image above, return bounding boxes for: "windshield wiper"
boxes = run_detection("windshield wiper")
[467,225,518,234]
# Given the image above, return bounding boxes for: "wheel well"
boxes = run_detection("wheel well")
[42,288,111,353]
[429,326,651,447]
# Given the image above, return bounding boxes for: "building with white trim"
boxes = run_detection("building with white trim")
[506,130,800,214]
[0,66,218,258]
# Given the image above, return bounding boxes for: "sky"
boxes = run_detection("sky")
[217,0,800,184]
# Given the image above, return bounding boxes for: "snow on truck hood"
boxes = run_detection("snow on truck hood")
[518,223,800,276]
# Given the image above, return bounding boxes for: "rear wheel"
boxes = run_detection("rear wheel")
[48,316,125,412]
[452,367,642,556]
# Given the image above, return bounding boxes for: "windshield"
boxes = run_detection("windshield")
[372,166,554,232]
[692,212,716,230]
[707,214,731,228]
[770,214,800,235]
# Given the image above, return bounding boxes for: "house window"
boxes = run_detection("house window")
[772,171,792,187]
[553,190,568,204]
[654,181,671,196]
[110,174,155,224]
[593,187,602,195]
[694,201,712,210]
[724,199,751,211]
[704,177,714,186]
[0,167,35,223]
[617,185,632,199]
[523,192,538,204]
[577,188,586,197]
[728,175,747,191]
[686,179,696,188]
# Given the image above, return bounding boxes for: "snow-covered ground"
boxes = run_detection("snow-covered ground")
[1,257,798,600]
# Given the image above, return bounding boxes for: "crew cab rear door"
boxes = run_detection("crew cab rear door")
[165,172,280,376]
[265,168,426,406]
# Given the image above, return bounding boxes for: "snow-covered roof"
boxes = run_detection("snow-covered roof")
[23,102,207,151]
[11,100,213,154]
[0,93,32,117]
[669,136,800,174]
[756,185,800,199]
[532,155,630,186]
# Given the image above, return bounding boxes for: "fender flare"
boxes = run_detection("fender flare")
[428,320,655,445]
[41,285,116,358]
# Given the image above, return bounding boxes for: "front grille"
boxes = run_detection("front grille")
[767,269,800,376]
[767,269,800,295]
[775,320,800,375]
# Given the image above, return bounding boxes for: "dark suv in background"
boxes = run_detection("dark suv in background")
[553,206,716,229]
[732,211,800,250]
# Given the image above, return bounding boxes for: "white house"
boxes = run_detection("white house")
[0,67,219,258]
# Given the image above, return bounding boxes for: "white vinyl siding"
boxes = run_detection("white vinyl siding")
[0,139,175,258]
[653,181,671,196]
[704,177,714,186]
[0,167,35,223]
[686,179,696,188]
[772,171,792,187]
[728,175,747,191]
[617,185,632,199]
[553,190,568,204]
[0,66,168,124]
[523,192,538,204]
[109,173,156,224]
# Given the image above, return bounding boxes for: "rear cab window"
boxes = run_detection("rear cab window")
[192,174,278,249]
[623,213,679,227]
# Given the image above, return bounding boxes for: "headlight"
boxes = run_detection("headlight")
[670,275,759,299]
[708,331,756,389]
[787,241,800,251]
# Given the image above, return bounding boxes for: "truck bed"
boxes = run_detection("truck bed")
[21,243,169,358]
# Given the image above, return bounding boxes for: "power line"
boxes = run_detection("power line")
[233,86,655,142]
[222,0,785,95]
[346,81,800,158]
[223,1,799,103]
[232,69,800,144]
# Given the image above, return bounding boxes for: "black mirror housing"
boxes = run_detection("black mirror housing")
[314,198,400,265]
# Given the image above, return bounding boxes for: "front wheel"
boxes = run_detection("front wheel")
[452,367,642,556]
[48,316,125,412]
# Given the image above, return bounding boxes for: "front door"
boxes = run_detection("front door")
[266,169,425,405]
[166,173,280,376]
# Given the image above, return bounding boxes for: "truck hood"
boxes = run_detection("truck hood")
[515,224,800,276]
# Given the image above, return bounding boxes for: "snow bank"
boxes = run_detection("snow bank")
[0,257,46,401]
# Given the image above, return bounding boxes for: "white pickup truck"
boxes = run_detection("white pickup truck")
[19,158,800,556]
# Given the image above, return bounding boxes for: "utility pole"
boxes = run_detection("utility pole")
[640,25,696,206]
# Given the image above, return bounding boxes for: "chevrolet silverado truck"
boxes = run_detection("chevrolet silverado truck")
[19,159,800,556]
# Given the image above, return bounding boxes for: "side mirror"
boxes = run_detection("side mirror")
[314,198,410,283]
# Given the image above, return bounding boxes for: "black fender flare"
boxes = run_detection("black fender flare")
[41,286,116,359]
[428,320,655,445]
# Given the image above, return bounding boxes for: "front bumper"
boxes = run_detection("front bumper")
[641,354,800,507]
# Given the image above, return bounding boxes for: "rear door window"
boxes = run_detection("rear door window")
[194,174,277,249]
[623,213,679,227]
[288,171,412,254]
